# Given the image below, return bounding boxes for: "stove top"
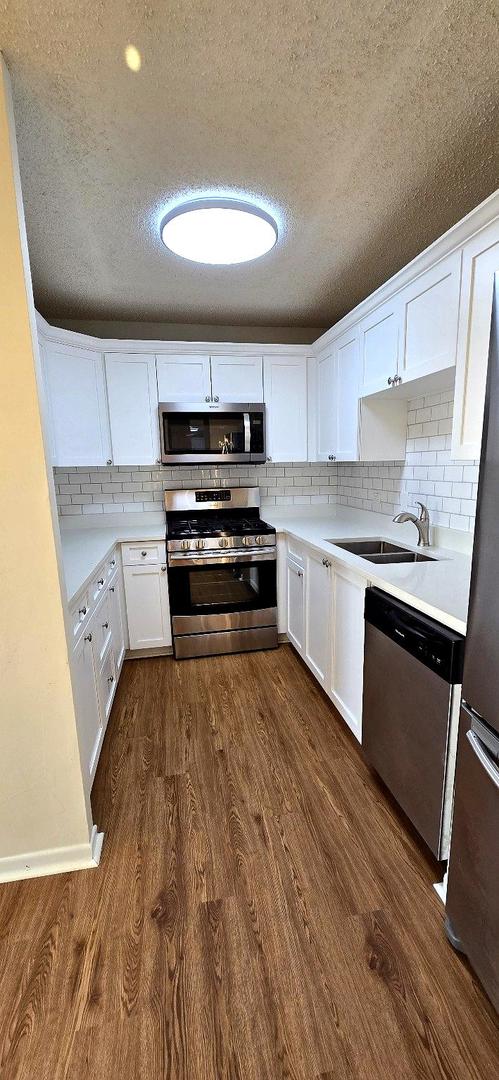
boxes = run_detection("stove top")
[167,514,274,539]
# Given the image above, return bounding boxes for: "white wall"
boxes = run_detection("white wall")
[0,56,93,879]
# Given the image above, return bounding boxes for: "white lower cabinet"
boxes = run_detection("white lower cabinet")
[285,536,366,742]
[286,556,305,654]
[304,549,331,688]
[122,560,171,650]
[70,550,128,785]
[329,563,366,742]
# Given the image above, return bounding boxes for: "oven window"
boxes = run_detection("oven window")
[169,559,276,616]
[165,412,246,455]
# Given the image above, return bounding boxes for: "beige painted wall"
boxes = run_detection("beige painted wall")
[48,318,325,344]
[0,57,92,863]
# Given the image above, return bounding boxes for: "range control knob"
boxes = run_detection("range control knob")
[241,535,251,546]
[219,537,230,548]
[180,539,190,551]
[256,535,267,545]
[195,538,206,550]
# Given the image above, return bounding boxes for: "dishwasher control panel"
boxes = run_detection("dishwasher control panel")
[364,588,465,684]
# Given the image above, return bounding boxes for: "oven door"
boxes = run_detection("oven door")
[159,402,265,464]
[168,549,277,635]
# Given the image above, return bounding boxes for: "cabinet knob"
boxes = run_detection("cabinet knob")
[102,621,109,630]
[213,395,219,402]
[107,459,113,465]
[297,569,303,577]
[108,674,114,684]
[387,376,394,386]
[395,374,402,385]
[161,565,167,572]
[78,606,87,617]
[109,586,115,592]
[328,454,336,461]
[205,395,211,402]
[141,551,147,557]
[266,456,272,462]
[156,458,161,464]
[98,578,104,586]
[84,633,92,643]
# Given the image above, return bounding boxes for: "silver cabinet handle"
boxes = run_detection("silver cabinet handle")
[205,395,211,402]
[84,633,92,643]
[395,374,402,384]
[109,586,115,592]
[102,621,109,630]
[97,578,104,586]
[108,674,114,684]
[106,459,113,465]
[161,565,167,572]
[141,551,147,557]
[387,376,394,386]
[79,606,87,617]
[213,395,219,402]
[328,454,336,461]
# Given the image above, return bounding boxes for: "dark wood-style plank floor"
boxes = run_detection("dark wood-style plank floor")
[1,645,498,1078]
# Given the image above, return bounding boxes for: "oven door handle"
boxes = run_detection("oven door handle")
[168,549,276,567]
[243,412,251,454]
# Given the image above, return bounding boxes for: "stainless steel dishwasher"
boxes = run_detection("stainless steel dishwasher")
[362,588,465,859]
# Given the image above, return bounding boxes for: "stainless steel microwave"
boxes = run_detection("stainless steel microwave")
[158,402,266,465]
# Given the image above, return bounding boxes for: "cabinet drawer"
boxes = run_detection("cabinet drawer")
[286,539,305,566]
[69,590,91,639]
[121,541,166,566]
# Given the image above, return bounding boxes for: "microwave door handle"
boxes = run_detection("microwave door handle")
[243,413,251,454]
[467,731,499,790]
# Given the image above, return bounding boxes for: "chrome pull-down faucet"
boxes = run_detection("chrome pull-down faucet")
[393,501,430,547]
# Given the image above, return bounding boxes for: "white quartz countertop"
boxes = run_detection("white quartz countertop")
[60,523,166,604]
[262,506,471,635]
[60,506,471,635]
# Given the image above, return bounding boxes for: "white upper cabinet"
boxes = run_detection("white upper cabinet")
[359,298,401,396]
[156,353,211,402]
[399,250,461,384]
[263,353,308,462]
[334,328,361,460]
[42,341,111,466]
[452,221,499,460]
[316,347,337,461]
[105,353,159,465]
[210,355,263,402]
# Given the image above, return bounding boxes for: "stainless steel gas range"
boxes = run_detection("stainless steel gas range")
[165,487,278,659]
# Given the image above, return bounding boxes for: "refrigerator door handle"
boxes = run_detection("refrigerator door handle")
[466,731,499,790]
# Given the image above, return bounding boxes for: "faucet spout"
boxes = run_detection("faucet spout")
[392,502,430,546]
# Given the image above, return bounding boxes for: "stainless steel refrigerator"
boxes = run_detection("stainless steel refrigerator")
[445,273,499,1012]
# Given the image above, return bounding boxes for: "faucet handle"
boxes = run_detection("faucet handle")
[415,501,429,520]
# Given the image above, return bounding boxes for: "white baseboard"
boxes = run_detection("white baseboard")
[0,825,104,884]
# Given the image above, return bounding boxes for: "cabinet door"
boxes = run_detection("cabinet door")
[304,550,331,688]
[156,354,211,402]
[210,355,263,402]
[123,563,171,650]
[43,342,111,466]
[263,354,308,462]
[452,223,499,460]
[286,558,305,655]
[334,328,361,461]
[329,564,366,742]
[109,572,127,672]
[359,298,401,396]
[316,347,337,461]
[72,629,102,780]
[105,353,159,465]
[400,250,461,384]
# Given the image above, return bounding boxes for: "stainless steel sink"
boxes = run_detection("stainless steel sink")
[325,537,438,564]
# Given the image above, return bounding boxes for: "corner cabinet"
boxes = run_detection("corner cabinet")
[42,341,112,466]
[263,353,308,462]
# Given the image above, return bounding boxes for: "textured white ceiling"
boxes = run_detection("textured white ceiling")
[2,1,499,327]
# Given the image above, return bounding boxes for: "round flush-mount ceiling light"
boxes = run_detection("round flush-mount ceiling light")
[160,198,278,265]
